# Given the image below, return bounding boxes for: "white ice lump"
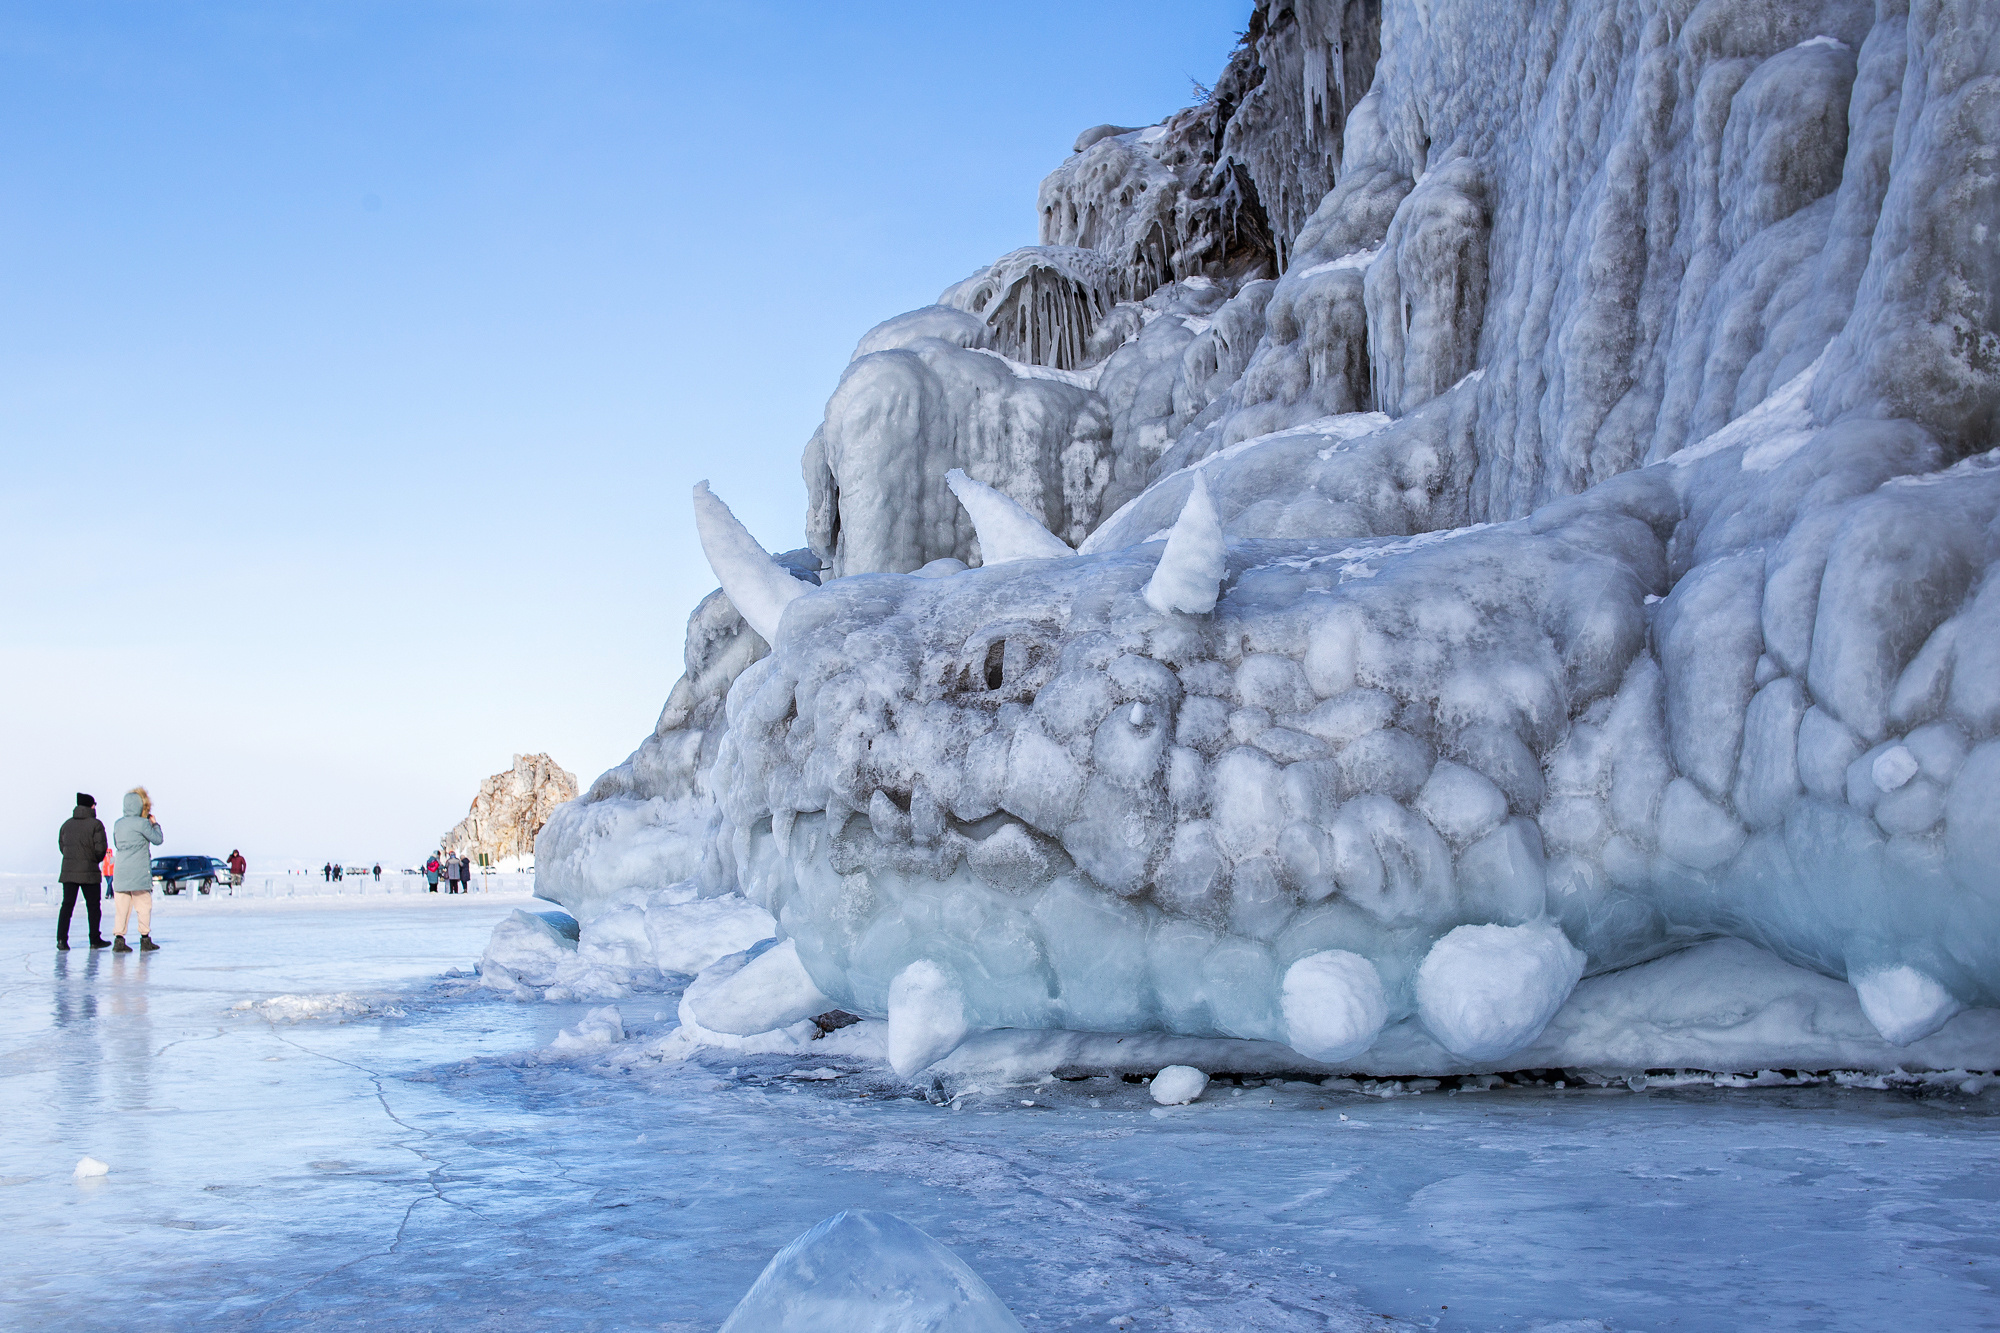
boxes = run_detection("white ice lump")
[1415,922,1585,1060]
[1149,1065,1209,1105]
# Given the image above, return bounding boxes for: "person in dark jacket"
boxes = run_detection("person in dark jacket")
[57,793,111,951]
[458,854,473,892]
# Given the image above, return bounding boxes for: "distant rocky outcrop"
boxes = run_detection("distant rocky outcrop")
[445,754,577,867]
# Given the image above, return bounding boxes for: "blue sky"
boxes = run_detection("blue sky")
[0,2,1248,871]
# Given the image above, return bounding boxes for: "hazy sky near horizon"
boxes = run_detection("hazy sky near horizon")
[1,2,1249,872]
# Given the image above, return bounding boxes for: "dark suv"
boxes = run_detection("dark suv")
[151,855,228,895]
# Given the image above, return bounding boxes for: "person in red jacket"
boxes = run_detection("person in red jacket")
[227,849,246,892]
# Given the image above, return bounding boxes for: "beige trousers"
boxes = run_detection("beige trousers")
[113,891,153,937]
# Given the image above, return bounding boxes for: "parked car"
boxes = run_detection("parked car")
[152,855,229,895]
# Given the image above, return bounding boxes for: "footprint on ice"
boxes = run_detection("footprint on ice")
[719,1209,1024,1332]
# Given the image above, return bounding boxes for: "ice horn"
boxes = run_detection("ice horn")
[1143,473,1227,614]
[692,481,806,644]
[944,468,1074,564]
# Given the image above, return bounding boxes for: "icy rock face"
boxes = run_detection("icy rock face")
[804,333,1113,577]
[443,753,577,867]
[719,1210,1024,1333]
[555,0,2000,1073]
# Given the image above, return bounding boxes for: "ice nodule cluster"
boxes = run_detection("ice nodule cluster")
[520,0,2000,1080]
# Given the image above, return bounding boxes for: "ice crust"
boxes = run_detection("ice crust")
[719,1210,1025,1333]
[534,0,2000,1076]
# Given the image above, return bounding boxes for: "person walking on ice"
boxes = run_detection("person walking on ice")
[111,788,163,952]
[57,793,110,951]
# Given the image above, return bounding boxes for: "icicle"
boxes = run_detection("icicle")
[1143,474,1228,615]
[692,481,807,644]
[944,469,1075,563]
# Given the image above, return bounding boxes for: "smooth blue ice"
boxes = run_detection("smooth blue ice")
[4,900,1998,1331]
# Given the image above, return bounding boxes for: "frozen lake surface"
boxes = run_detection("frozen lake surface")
[3,896,1995,1332]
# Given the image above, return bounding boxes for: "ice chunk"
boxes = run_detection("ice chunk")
[1143,475,1225,615]
[1870,745,1919,792]
[550,1005,625,1049]
[1415,922,1585,1060]
[645,892,779,976]
[683,939,832,1038]
[1280,951,1387,1062]
[477,909,578,991]
[1852,966,1963,1047]
[718,1209,1024,1333]
[1149,1065,1209,1105]
[887,961,970,1077]
[73,1157,108,1179]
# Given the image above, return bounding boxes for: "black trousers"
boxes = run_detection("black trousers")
[59,882,103,943]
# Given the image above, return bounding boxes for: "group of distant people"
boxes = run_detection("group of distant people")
[55,790,162,954]
[425,853,476,893]
[321,862,382,882]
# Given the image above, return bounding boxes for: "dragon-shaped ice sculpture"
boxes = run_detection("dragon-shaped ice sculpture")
[692,399,2000,1074]
[528,0,2000,1077]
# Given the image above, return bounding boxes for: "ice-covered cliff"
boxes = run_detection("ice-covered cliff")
[536,0,2000,1077]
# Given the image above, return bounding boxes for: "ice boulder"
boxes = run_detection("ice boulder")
[1852,966,1963,1047]
[73,1157,108,1179]
[1415,922,1585,1061]
[1149,1065,1209,1105]
[886,961,971,1078]
[1280,950,1388,1063]
[683,938,832,1038]
[677,945,823,1054]
[549,1005,625,1050]
[478,909,579,992]
[718,1209,1024,1333]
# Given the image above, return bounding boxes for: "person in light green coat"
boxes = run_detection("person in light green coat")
[111,788,163,953]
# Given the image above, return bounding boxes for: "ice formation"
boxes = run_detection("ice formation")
[718,1210,1024,1333]
[1150,1065,1211,1106]
[536,0,2000,1077]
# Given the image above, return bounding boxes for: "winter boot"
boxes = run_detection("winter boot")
[139,935,160,952]
[56,939,69,951]
[112,936,132,953]
[90,936,111,949]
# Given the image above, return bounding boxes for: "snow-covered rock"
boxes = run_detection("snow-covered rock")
[535,0,2000,1076]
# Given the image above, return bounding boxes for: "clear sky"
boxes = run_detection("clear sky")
[1,2,1249,872]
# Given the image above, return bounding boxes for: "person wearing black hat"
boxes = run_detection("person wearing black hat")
[57,793,111,951]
